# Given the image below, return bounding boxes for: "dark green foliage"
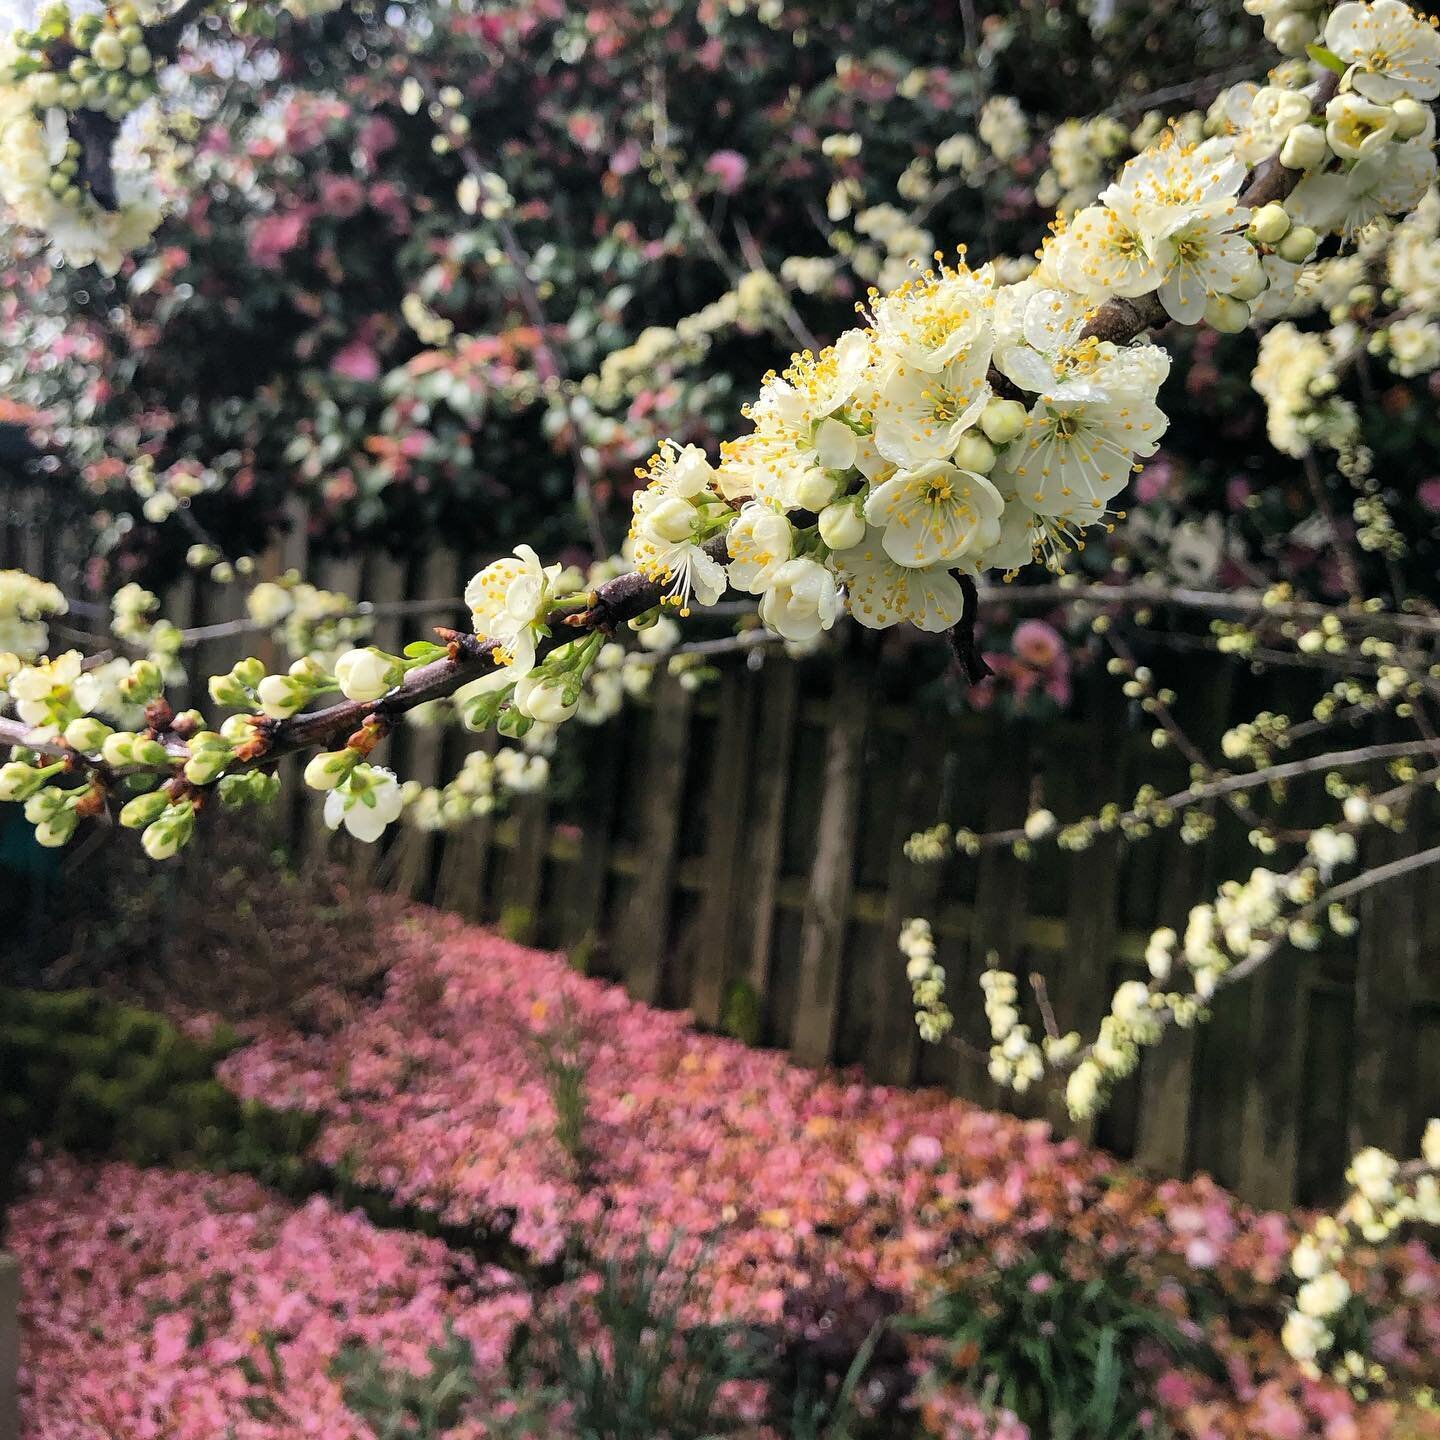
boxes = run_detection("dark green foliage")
[332,1329,482,1440]
[720,979,764,1046]
[0,986,320,1210]
[907,1239,1219,1440]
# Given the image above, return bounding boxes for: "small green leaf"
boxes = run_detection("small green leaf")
[1306,42,1349,76]
[402,641,447,660]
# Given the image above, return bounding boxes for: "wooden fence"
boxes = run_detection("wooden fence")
[4,482,1439,1208]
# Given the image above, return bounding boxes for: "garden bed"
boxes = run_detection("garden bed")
[12,908,1440,1437]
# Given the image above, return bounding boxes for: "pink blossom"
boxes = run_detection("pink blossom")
[704,149,749,194]
[247,210,310,269]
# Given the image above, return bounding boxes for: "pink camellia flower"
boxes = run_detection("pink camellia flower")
[609,139,642,176]
[330,339,381,383]
[248,210,310,269]
[704,149,749,194]
[1012,619,1064,669]
[357,115,398,167]
[319,174,367,219]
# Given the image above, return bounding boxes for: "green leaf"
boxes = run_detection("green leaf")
[402,641,448,661]
[1306,42,1349,76]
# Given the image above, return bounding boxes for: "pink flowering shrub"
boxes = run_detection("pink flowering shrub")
[213,912,1440,1439]
[11,1153,530,1439]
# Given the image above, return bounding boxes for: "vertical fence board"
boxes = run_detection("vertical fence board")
[865,721,948,1085]
[689,668,758,1029]
[790,663,871,1067]
[741,662,799,1005]
[550,724,623,956]
[387,551,460,899]
[613,674,692,1004]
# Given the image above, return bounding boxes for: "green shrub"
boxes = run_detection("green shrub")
[907,1238,1218,1440]
[332,1329,483,1440]
[0,986,321,1209]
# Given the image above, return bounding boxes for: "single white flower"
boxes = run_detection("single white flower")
[864,460,1005,567]
[1288,142,1438,240]
[757,557,839,643]
[465,544,561,674]
[835,534,968,632]
[1325,91,1399,161]
[726,503,794,594]
[872,350,993,467]
[324,764,405,844]
[1324,0,1440,103]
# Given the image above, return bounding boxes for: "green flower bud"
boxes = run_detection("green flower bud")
[979,398,1028,446]
[141,804,194,861]
[119,790,170,829]
[131,738,172,767]
[1248,203,1291,245]
[209,673,251,708]
[90,32,127,71]
[101,732,137,767]
[24,788,66,824]
[35,813,79,849]
[63,717,114,752]
[1276,225,1319,264]
[183,748,232,785]
[303,748,360,791]
[120,659,164,704]
[117,24,144,46]
[0,761,54,803]
[233,657,266,689]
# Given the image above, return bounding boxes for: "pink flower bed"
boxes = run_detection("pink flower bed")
[216,912,1440,1439]
[11,1154,529,1439]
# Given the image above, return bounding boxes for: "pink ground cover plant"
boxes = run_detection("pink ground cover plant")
[212,910,1440,1440]
[10,1153,530,1440]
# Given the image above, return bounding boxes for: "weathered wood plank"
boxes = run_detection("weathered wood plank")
[689,667,758,1029]
[864,720,948,1085]
[742,662,799,1002]
[613,673,693,1004]
[790,661,872,1067]
[387,551,461,899]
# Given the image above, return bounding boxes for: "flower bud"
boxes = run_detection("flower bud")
[63,717,113,752]
[818,499,866,551]
[1393,98,1430,140]
[35,814,78,849]
[334,648,401,703]
[952,432,997,472]
[514,673,580,725]
[1229,265,1269,302]
[120,659,163,703]
[1203,294,1251,334]
[1270,11,1316,54]
[142,810,192,861]
[979,398,1028,446]
[643,495,698,545]
[304,748,361,791]
[792,466,841,511]
[90,31,127,70]
[24,788,64,824]
[0,762,48,802]
[119,790,170,829]
[1276,225,1318,263]
[101,732,137,767]
[1279,125,1326,170]
[233,657,266,689]
[208,672,252,708]
[131,738,172,767]
[183,747,231,786]
[1248,202,1291,245]
[256,674,306,719]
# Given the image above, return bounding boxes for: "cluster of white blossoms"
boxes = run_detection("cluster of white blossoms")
[1282,1121,1440,1382]
[0,3,164,272]
[0,569,67,658]
[898,917,951,1042]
